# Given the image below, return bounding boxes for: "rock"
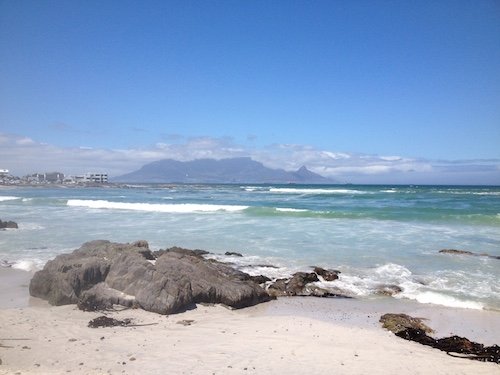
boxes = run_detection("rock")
[313,266,340,281]
[248,275,271,284]
[267,272,319,297]
[286,272,319,293]
[225,252,243,257]
[30,240,116,306]
[439,249,475,256]
[153,246,210,258]
[439,249,500,260]
[379,313,434,334]
[78,283,137,311]
[305,285,352,298]
[130,240,155,260]
[267,278,288,297]
[375,284,403,296]
[0,220,18,229]
[30,240,272,315]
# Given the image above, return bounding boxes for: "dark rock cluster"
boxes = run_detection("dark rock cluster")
[30,240,272,314]
[267,270,350,298]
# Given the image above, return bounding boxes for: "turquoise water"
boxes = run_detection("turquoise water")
[1,184,499,310]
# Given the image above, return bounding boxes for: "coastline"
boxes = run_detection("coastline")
[1,267,498,374]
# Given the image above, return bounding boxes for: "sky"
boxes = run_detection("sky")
[1,0,499,184]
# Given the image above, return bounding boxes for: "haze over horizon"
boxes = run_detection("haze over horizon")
[1,1,499,185]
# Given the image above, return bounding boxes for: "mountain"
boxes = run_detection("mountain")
[113,157,333,184]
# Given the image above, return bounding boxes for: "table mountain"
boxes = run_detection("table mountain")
[113,157,332,183]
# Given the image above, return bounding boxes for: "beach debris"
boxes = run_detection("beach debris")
[176,319,195,326]
[439,249,500,260]
[88,316,132,328]
[0,220,18,229]
[380,313,499,363]
[225,251,243,257]
[87,315,159,328]
[396,328,500,363]
[379,313,434,334]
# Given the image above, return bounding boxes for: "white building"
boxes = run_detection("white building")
[74,173,108,183]
[0,169,9,176]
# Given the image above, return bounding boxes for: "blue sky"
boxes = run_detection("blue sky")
[1,0,499,184]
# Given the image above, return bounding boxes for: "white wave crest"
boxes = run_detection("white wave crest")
[67,199,248,213]
[275,208,309,213]
[0,196,20,201]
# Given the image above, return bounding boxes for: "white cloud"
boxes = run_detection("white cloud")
[0,132,498,184]
[15,137,36,146]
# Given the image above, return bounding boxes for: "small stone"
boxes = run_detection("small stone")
[176,319,195,326]
[68,338,77,342]
[129,357,136,361]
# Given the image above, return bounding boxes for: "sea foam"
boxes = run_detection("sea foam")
[12,260,40,272]
[402,291,484,310]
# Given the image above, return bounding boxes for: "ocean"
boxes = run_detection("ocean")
[1,184,499,311]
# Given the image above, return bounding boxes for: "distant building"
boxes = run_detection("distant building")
[0,169,9,176]
[74,173,108,184]
[26,172,64,184]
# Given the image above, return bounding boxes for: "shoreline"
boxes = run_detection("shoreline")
[1,267,498,374]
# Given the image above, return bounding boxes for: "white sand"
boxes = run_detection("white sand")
[0,268,499,375]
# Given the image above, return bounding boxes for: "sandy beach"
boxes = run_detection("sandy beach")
[0,267,498,375]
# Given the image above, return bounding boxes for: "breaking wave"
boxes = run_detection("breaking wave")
[0,196,20,202]
[67,199,248,213]
[269,188,369,195]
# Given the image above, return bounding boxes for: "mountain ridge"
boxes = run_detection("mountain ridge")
[113,157,333,184]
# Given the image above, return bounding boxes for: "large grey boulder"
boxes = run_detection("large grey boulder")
[30,240,272,314]
[0,220,18,229]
